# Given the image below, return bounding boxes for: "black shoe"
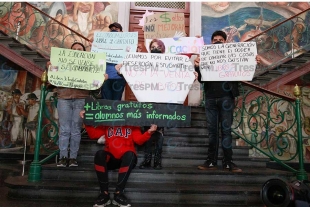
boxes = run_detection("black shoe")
[198,159,217,170]
[68,158,78,167]
[222,160,242,172]
[112,192,131,207]
[93,193,111,207]
[139,153,152,169]
[57,156,68,167]
[153,152,162,170]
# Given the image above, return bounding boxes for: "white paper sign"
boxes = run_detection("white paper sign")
[91,32,138,64]
[199,42,257,81]
[120,53,195,104]
[145,37,204,54]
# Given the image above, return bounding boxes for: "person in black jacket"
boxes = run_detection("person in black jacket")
[194,30,261,172]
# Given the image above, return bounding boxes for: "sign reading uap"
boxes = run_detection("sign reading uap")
[120,53,195,104]
[199,42,257,81]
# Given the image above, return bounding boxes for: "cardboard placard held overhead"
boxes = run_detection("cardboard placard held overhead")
[83,98,191,127]
[199,42,257,81]
[120,52,195,104]
[91,32,138,64]
[144,12,186,39]
[145,37,204,54]
[49,47,106,90]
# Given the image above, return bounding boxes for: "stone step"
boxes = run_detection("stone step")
[6,175,268,206]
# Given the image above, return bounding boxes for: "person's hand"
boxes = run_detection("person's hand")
[195,35,202,38]
[193,71,198,80]
[148,124,157,133]
[46,61,51,70]
[80,110,85,118]
[115,64,123,74]
[194,55,200,67]
[104,74,108,80]
[255,55,261,64]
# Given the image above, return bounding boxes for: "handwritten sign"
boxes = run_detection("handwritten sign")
[144,12,186,39]
[120,52,195,104]
[145,37,204,54]
[49,47,106,90]
[83,98,191,127]
[91,32,138,64]
[199,42,257,81]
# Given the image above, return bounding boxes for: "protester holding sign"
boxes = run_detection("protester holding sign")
[47,42,90,167]
[138,39,166,170]
[100,22,127,101]
[80,110,157,207]
[194,31,261,173]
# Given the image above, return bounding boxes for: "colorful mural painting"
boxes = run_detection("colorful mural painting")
[0,2,119,152]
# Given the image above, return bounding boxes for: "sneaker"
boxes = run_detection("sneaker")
[112,193,131,207]
[68,158,78,167]
[197,159,217,170]
[223,160,242,172]
[93,193,111,207]
[97,135,106,145]
[57,156,67,167]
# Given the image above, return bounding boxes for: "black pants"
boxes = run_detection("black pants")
[94,150,137,193]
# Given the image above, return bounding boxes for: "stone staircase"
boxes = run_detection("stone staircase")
[4,107,297,206]
[0,30,48,77]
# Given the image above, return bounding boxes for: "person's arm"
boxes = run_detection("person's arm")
[194,55,202,83]
[132,124,157,145]
[80,110,106,139]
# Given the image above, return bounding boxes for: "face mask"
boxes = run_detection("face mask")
[214,41,223,44]
[151,48,162,53]
[111,30,118,32]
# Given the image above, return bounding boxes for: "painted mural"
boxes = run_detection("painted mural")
[0,2,119,152]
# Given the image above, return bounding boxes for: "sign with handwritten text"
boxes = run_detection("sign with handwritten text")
[145,37,204,54]
[91,32,138,64]
[144,12,186,39]
[199,42,257,81]
[120,52,195,104]
[83,98,191,127]
[49,47,106,90]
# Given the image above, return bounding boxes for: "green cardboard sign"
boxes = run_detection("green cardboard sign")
[49,47,106,90]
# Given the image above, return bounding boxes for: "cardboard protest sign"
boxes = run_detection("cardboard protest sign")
[144,12,186,39]
[49,47,106,90]
[91,32,138,64]
[145,37,204,54]
[199,42,257,81]
[120,53,195,104]
[83,98,191,127]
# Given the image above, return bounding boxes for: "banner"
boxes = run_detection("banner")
[144,12,186,39]
[83,98,191,127]
[91,32,138,64]
[49,47,106,90]
[199,42,257,81]
[145,37,204,54]
[120,52,195,104]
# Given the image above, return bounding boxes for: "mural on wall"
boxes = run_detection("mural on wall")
[201,2,310,161]
[0,2,119,53]
[201,2,310,66]
[0,2,119,152]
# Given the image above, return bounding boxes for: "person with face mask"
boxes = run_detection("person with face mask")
[101,22,126,101]
[194,31,261,172]
[138,39,166,170]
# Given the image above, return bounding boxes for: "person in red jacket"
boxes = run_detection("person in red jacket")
[80,110,157,207]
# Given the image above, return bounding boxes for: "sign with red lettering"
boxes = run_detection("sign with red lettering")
[144,12,186,40]
[120,53,195,104]
[199,42,257,81]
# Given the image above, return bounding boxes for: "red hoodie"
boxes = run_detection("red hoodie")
[84,125,152,159]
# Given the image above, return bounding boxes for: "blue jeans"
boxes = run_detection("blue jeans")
[101,78,126,100]
[57,99,85,159]
[205,96,234,163]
